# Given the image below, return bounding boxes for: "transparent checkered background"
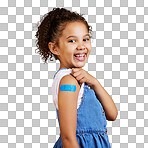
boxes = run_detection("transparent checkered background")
[0,0,148,148]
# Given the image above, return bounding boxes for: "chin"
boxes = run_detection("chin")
[74,63,85,68]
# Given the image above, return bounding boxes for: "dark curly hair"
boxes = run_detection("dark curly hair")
[35,7,92,64]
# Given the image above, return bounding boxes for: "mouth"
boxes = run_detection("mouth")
[74,53,86,61]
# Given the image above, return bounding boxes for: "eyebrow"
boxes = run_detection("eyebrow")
[66,34,90,39]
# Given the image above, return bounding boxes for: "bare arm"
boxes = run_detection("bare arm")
[92,80,118,121]
[62,138,79,148]
[58,75,80,148]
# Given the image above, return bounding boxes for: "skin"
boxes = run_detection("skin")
[71,68,118,121]
[49,21,118,147]
[49,21,92,69]
[49,21,92,147]
[49,21,118,121]
[57,75,80,148]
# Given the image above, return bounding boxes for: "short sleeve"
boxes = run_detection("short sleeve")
[52,69,84,110]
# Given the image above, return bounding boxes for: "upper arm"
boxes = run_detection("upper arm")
[58,74,80,141]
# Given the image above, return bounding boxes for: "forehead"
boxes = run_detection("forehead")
[61,22,88,37]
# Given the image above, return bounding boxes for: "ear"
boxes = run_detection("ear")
[48,42,59,55]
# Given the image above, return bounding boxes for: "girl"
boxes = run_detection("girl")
[35,7,118,148]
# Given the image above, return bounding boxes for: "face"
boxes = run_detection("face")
[56,21,92,69]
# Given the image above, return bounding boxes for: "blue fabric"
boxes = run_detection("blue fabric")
[53,69,111,148]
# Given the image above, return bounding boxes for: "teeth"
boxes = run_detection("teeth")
[75,54,85,57]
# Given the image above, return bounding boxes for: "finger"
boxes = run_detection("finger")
[72,68,81,72]
[79,76,86,83]
[72,70,81,77]
[75,74,84,81]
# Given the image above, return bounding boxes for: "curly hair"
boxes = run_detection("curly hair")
[35,7,92,64]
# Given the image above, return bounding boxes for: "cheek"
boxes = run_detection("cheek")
[87,43,92,50]
[87,46,92,55]
[65,50,74,57]
[65,46,76,54]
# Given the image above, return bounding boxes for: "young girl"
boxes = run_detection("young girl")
[35,7,118,148]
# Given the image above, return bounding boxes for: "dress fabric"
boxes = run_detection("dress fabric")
[52,68,111,148]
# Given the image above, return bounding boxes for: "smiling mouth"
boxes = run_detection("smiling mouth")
[74,53,86,61]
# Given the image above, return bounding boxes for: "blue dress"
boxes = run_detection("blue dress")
[53,68,111,148]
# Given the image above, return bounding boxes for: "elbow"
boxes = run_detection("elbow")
[107,110,118,121]
[61,135,76,145]
[61,136,71,143]
[61,137,71,146]
[112,110,118,121]
[61,136,78,148]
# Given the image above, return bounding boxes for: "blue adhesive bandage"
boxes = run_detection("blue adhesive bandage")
[60,85,76,92]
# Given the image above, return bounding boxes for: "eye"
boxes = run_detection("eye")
[69,39,76,43]
[83,38,90,41]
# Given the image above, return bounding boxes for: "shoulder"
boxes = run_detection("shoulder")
[60,74,77,84]
[59,74,80,93]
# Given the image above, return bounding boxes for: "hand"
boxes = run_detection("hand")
[71,68,98,89]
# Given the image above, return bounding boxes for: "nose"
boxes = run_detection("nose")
[76,42,86,50]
